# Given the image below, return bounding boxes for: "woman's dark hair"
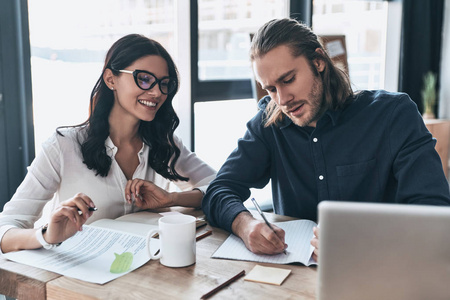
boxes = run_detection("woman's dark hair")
[58,34,188,181]
[250,18,354,127]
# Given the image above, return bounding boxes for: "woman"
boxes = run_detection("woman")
[0,34,216,253]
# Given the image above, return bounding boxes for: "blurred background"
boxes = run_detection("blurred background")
[1,0,449,209]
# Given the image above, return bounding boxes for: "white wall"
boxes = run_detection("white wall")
[384,1,402,92]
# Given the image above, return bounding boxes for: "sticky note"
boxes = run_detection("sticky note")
[244,265,291,286]
[110,252,134,274]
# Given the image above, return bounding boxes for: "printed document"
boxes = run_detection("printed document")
[4,225,159,284]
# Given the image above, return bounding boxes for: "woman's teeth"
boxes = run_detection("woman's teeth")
[138,100,157,107]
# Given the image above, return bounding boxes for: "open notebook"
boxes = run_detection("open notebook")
[212,219,317,266]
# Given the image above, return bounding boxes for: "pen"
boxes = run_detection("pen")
[77,207,98,212]
[250,197,287,255]
[132,193,142,209]
[200,270,246,299]
[135,193,143,202]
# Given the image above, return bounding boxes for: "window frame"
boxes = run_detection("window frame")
[0,0,34,208]
[190,0,312,150]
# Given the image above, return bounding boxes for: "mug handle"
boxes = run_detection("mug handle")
[146,229,162,259]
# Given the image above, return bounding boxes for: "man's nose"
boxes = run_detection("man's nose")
[276,87,292,106]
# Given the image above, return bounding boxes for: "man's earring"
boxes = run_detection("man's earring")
[111,87,114,91]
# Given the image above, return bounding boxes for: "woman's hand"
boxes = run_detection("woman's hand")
[125,179,175,210]
[45,193,96,244]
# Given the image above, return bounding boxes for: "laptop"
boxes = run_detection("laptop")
[317,201,450,300]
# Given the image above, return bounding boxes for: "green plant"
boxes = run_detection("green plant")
[421,71,437,117]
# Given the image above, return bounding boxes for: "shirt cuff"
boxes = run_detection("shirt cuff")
[192,186,208,195]
[0,225,17,256]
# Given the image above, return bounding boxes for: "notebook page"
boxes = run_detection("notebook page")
[212,219,317,265]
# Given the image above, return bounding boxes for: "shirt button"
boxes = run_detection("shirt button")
[313,138,318,142]
[319,175,324,180]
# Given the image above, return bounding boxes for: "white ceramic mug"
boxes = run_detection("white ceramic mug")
[146,214,196,268]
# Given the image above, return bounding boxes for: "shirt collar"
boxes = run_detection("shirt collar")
[105,137,117,156]
[322,109,342,127]
[105,136,146,156]
[278,108,343,130]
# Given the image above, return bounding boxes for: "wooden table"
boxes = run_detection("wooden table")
[0,257,60,300]
[0,209,317,300]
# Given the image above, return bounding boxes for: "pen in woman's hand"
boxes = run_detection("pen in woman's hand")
[251,198,287,255]
[77,207,98,213]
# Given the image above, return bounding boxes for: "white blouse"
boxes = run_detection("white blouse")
[0,127,216,247]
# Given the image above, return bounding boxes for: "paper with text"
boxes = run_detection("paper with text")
[4,225,159,284]
[212,220,317,266]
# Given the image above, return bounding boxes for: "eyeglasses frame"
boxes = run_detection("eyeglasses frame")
[115,69,176,95]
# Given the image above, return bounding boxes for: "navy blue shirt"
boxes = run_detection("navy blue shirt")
[202,90,450,233]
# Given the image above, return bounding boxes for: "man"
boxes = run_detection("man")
[202,18,450,261]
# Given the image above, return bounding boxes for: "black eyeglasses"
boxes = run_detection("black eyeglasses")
[117,69,177,95]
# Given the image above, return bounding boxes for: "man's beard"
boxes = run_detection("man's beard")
[288,76,326,127]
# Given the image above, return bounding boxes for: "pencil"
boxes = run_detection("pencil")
[250,198,287,255]
[200,270,246,299]
[196,230,212,241]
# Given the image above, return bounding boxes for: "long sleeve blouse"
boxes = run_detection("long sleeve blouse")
[0,126,216,244]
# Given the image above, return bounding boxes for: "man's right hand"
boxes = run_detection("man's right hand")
[231,211,287,255]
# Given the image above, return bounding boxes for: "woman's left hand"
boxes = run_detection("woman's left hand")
[125,179,175,209]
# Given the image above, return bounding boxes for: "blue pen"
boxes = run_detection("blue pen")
[250,197,287,255]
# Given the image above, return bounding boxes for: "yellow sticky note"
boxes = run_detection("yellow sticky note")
[244,265,291,286]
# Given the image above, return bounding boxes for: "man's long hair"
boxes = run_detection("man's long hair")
[58,34,188,181]
[250,18,354,127]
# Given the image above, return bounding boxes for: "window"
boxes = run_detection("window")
[195,0,288,165]
[20,0,306,208]
[312,0,390,91]
[198,0,288,81]
[28,0,178,154]
[194,0,291,209]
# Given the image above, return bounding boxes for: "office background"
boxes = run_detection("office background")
[1,0,449,210]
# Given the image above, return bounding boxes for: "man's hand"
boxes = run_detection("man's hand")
[310,226,319,262]
[231,211,287,255]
